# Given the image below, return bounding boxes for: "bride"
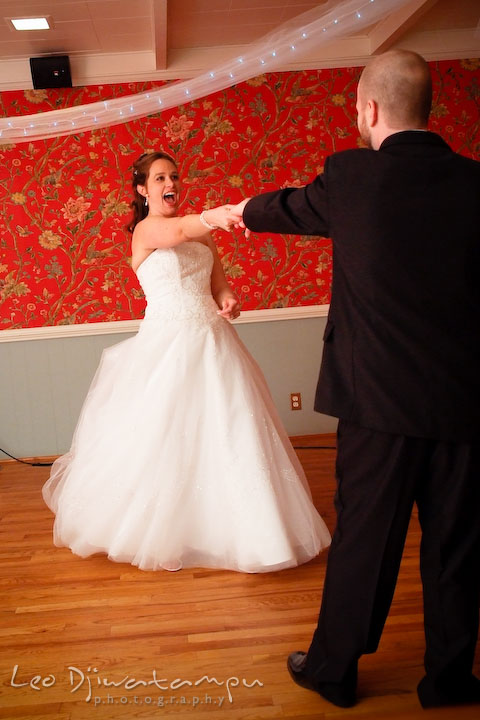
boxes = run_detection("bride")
[42,150,331,573]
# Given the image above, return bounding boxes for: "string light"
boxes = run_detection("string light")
[0,0,412,143]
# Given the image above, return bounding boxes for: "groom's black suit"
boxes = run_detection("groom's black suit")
[243,131,480,705]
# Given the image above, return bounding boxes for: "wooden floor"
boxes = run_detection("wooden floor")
[0,435,478,720]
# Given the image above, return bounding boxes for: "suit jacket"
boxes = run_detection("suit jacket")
[243,131,480,441]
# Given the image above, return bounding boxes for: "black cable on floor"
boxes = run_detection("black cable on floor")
[0,444,333,469]
[0,447,53,467]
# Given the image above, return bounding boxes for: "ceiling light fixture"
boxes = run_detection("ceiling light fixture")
[10,17,51,31]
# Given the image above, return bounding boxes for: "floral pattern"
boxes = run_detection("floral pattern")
[0,59,478,329]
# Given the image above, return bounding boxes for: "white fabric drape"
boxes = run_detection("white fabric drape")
[0,0,411,144]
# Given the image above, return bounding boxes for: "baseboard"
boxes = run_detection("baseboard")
[290,432,336,447]
[0,434,337,464]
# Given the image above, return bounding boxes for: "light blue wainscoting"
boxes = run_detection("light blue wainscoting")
[0,314,337,459]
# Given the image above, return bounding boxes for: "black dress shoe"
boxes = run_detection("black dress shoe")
[287,651,356,708]
[417,674,480,708]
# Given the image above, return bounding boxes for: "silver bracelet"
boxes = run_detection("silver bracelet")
[199,210,218,230]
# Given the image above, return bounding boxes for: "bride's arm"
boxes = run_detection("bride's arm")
[207,237,240,320]
[133,206,233,250]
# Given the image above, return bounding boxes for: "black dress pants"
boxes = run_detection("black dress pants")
[305,419,480,695]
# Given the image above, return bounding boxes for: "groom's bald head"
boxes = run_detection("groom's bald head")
[358,49,432,129]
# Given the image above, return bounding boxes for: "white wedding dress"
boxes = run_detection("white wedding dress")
[43,241,331,572]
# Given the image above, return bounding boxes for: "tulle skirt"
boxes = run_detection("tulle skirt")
[43,315,331,572]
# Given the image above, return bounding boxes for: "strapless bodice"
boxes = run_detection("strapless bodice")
[136,242,220,323]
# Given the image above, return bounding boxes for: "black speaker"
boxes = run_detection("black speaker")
[29,55,72,89]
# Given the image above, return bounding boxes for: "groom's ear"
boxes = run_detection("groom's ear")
[366,98,378,127]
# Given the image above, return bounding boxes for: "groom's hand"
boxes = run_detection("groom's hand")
[229,199,251,238]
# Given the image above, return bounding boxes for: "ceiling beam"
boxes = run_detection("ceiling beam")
[369,0,440,55]
[152,0,168,70]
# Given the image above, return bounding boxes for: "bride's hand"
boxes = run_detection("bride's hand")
[202,205,235,232]
[203,198,252,234]
[217,295,240,321]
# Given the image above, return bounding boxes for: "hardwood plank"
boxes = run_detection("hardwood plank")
[0,440,478,719]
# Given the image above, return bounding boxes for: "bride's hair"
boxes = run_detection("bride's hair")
[126,151,177,233]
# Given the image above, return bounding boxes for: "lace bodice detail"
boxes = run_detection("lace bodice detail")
[136,242,220,323]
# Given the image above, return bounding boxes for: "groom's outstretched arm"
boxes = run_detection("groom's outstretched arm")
[229,169,330,238]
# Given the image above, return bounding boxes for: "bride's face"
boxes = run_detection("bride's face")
[141,158,181,217]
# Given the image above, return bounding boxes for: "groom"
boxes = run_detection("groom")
[229,49,480,709]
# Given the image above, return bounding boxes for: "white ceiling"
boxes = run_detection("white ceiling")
[0,0,478,90]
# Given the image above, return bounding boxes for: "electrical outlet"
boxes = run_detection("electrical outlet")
[290,392,302,410]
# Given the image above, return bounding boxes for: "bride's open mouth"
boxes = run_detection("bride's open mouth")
[163,191,177,206]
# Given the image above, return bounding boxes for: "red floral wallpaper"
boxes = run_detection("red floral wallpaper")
[0,58,479,329]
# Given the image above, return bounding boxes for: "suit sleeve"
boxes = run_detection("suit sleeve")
[242,161,330,237]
